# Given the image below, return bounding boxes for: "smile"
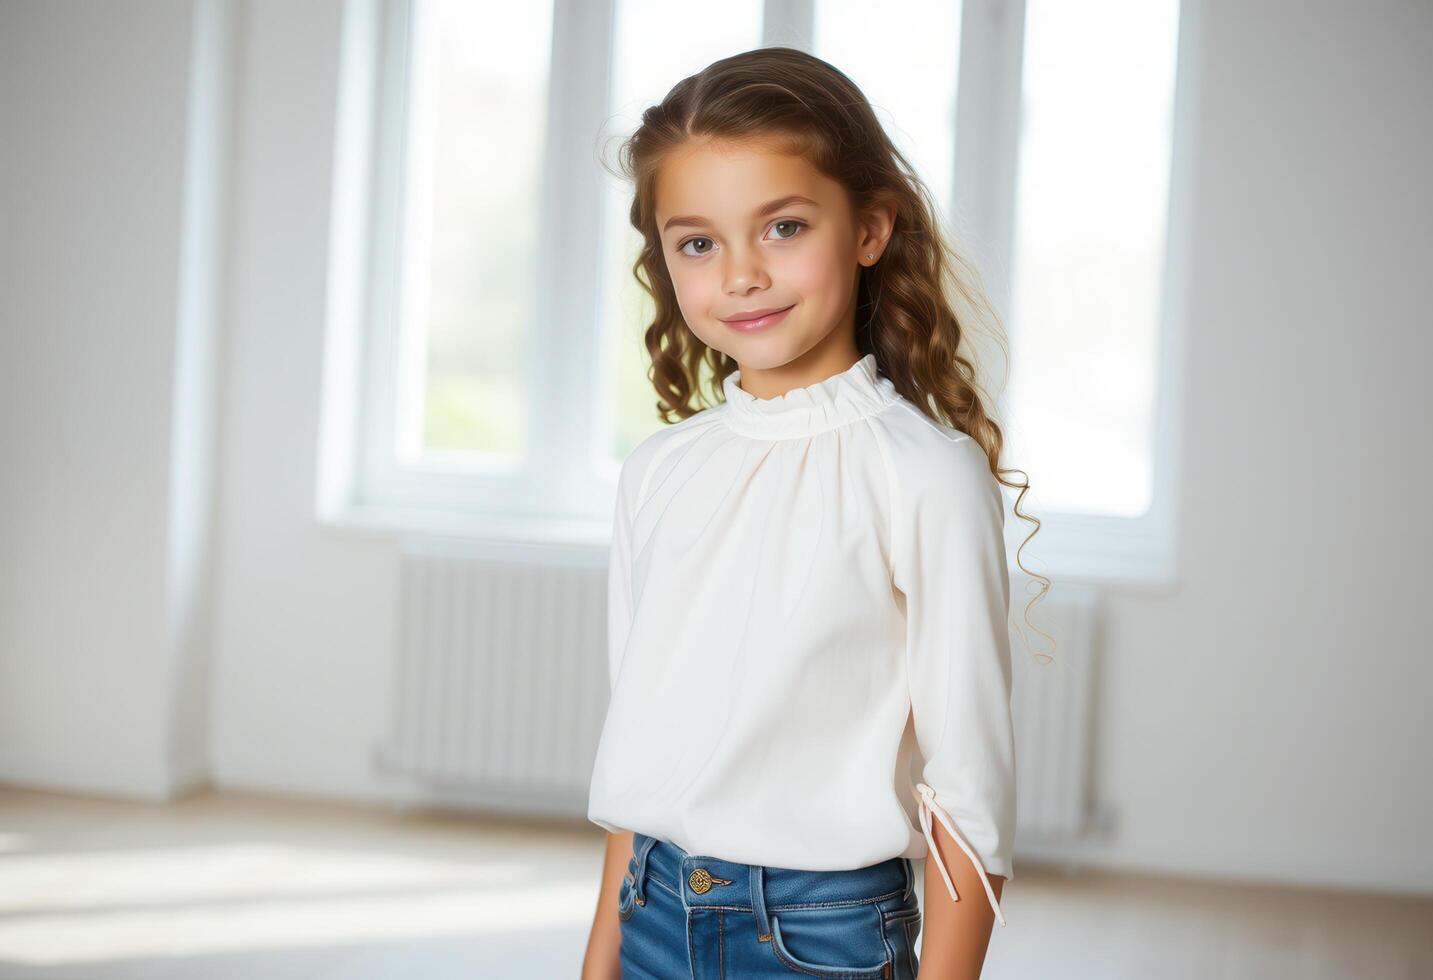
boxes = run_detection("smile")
[720,304,794,332]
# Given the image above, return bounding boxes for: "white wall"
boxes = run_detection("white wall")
[0,0,231,799]
[1068,1,1433,893]
[2,0,1429,895]
[209,0,403,802]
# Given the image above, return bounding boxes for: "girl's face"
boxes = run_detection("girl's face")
[653,138,891,377]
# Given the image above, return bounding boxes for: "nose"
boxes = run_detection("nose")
[722,244,770,296]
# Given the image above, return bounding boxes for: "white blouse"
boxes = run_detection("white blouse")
[587,352,1016,925]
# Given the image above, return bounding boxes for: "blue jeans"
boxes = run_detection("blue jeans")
[618,832,922,979]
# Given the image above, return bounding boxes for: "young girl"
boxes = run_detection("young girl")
[581,46,1042,980]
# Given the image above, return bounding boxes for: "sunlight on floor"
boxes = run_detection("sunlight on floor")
[0,840,591,965]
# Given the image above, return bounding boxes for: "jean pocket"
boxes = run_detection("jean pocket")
[881,905,922,978]
[766,902,891,978]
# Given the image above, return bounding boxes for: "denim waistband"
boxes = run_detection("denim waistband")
[630,832,912,912]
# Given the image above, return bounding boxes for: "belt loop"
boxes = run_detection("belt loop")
[631,833,658,907]
[750,863,773,942]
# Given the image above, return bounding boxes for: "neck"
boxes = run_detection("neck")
[734,330,862,401]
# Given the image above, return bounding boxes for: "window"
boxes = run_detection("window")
[1006,0,1183,521]
[995,0,1191,581]
[344,0,1195,580]
[399,0,554,463]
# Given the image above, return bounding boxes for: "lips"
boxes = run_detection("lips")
[720,304,795,332]
[721,305,789,321]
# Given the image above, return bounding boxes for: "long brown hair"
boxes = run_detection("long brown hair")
[608,45,1051,657]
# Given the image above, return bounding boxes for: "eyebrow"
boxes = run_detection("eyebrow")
[661,194,821,233]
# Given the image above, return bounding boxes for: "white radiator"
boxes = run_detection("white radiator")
[1009,577,1100,841]
[376,541,1100,844]
[372,535,610,817]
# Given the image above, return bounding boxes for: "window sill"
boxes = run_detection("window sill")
[1016,548,1181,595]
[318,505,1178,592]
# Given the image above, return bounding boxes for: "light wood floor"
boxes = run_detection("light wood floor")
[0,786,1428,979]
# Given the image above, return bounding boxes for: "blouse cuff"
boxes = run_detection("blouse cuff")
[914,782,1008,927]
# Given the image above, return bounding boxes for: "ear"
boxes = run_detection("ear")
[856,199,897,266]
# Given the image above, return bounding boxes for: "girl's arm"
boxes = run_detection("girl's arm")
[917,818,1004,978]
[580,830,633,980]
[892,430,1018,975]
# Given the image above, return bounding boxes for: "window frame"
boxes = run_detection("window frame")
[353,0,618,539]
[953,0,1202,589]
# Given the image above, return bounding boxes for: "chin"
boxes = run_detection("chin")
[722,338,807,371]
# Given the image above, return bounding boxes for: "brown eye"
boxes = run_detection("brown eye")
[679,237,713,257]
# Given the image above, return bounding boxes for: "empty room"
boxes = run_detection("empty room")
[1,1,1429,977]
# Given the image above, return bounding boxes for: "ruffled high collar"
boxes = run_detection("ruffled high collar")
[721,352,897,439]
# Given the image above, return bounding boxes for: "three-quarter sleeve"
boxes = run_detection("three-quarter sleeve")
[892,432,1017,926]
